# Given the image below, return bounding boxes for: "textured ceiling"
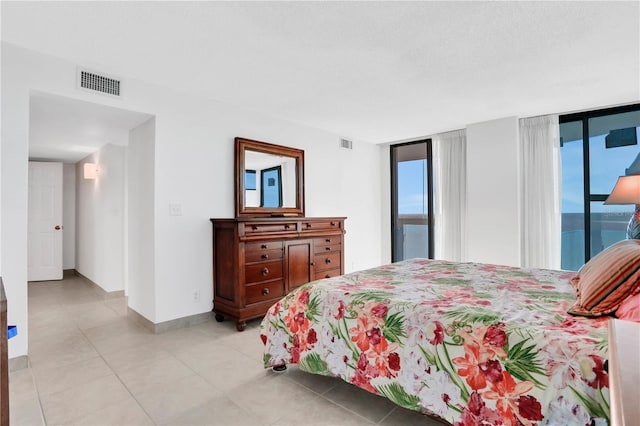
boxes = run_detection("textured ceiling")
[3,1,640,151]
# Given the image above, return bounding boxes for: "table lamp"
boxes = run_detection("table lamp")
[605,174,640,239]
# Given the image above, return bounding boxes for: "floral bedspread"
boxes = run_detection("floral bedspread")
[260,259,611,425]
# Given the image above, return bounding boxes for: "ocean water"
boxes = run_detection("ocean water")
[561,211,631,271]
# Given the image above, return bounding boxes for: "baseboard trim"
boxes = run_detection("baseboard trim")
[127,307,213,334]
[74,271,125,299]
[8,355,28,372]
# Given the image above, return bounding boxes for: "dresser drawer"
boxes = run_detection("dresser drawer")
[245,248,283,263]
[314,236,342,246]
[245,260,283,284]
[245,280,284,305]
[246,241,284,252]
[301,220,342,233]
[245,241,284,263]
[314,252,341,272]
[243,222,297,235]
[314,268,341,280]
[314,242,342,255]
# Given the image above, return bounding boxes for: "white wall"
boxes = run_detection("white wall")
[151,105,383,323]
[465,117,521,266]
[305,140,383,273]
[62,163,76,270]
[76,145,126,292]
[1,44,31,358]
[1,42,383,358]
[127,118,156,320]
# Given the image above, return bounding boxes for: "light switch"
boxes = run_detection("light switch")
[169,203,182,216]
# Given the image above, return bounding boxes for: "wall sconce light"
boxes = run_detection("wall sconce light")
[83,163,99,179]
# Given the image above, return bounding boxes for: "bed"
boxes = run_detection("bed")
[260,258,615,426]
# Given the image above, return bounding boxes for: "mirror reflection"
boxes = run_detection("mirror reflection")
[244,150,297,208]
[235,137,304,217]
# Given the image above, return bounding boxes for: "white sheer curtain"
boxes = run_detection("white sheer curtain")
[433,129,467,261]
[520,114,561,269]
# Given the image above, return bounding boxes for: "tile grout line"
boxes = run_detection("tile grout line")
[376,405,398,425]
[76,298,159,425]
[29,278,155,425]
[26,281,65,426]
[29,360,49,426]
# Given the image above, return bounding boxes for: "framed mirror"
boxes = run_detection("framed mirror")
[235,137,305,217]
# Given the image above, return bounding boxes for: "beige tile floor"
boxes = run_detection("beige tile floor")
[10,275,447,425]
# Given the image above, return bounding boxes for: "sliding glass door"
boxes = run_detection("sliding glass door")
[560,104,640,270]
[391,140,433,262]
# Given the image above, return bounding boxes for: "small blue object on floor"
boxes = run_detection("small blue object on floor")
[8,325,17,339]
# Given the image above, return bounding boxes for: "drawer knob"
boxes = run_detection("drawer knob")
[325,239,331,243]
[325,258,332,264]
[261,254,269,259]
[310,261,315,266]
[262,288,270,296]
[306,223,312,228]
[325,247,331,251]
[262,267,269,276]
[252,225,258,231]
[325,274,331,278]
[331,222,336,226]
[261,244,267,249]
[284,224,291,229]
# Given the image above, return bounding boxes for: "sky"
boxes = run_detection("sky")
[398,159,427,215]
[561,127,639,214]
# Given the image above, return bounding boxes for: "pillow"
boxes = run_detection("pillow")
[568,239,640,317]
[616,293,640,322]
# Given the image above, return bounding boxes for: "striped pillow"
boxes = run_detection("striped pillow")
[568,239,640,317]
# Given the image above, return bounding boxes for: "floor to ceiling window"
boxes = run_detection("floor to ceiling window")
[560,104,640,271]
[391,140,433,262]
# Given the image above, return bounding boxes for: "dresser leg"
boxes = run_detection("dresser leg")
[236,321,247,332]
[214,313,224,322]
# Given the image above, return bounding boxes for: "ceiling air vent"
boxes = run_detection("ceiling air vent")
[340,138,353,149]
[77,69,121,97]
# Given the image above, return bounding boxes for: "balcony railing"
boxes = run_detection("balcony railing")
[395,214,429,260]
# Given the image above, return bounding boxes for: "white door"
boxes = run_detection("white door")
[28,161,63,281]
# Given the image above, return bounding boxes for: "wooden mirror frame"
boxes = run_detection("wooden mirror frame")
[235,137,305,217]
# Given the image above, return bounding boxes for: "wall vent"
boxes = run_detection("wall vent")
[340,138,353,149]
[77,69,121,97]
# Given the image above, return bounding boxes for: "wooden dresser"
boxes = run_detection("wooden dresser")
[211,217,346,331]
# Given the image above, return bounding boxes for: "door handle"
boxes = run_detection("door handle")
[54,225,62,230]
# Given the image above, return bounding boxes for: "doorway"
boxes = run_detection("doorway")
[27,161,63,281]
[28,92,153,294]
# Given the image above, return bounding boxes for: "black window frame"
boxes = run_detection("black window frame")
[390,139,434,262]
[560,103,640,263]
